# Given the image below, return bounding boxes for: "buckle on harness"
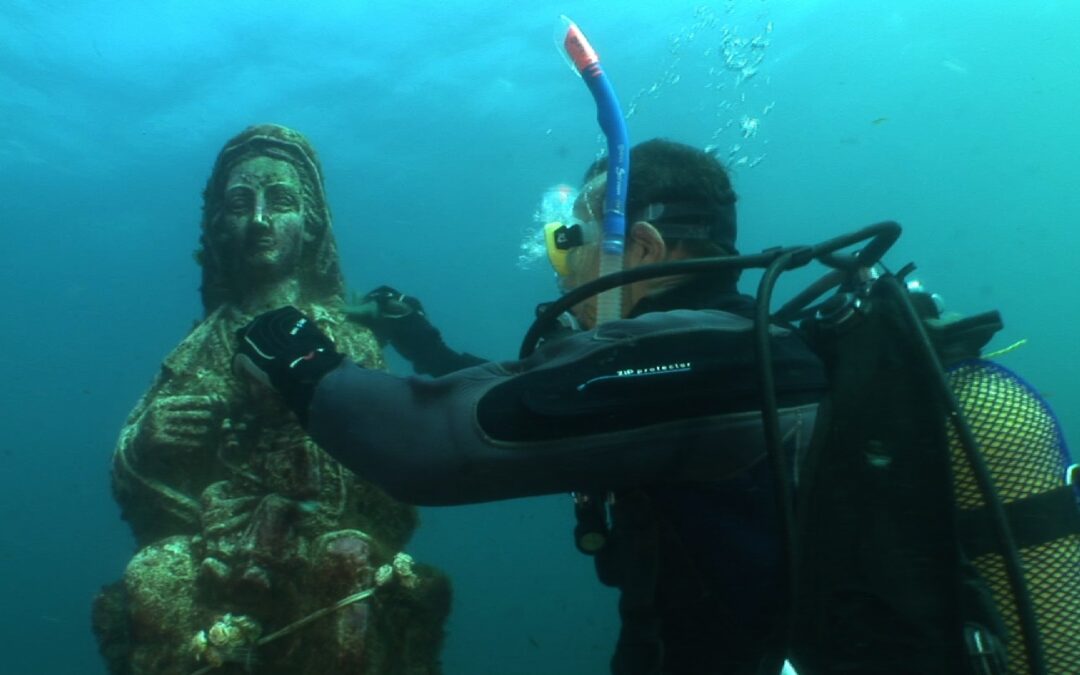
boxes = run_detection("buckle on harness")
[964,623,1008,675]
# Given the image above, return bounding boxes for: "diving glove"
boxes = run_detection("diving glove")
[346,286,483,376]
[345,285,427,346]
[234,306,344,426]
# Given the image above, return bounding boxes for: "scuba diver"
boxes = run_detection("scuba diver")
[235,138,826,674]
[235,19,1079,675]
[234,146,1080,674]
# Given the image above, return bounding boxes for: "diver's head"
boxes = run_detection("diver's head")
[549,139,739,328]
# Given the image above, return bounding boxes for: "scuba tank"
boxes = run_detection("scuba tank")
[949,358,1080,674]
[946,336,1080,673]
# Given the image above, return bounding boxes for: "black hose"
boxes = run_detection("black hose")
[754,249,801,623]
[772,269,846,325]
[770,222,901,324]
[520,221,900,358]
[817,221,901,270]
[520,250,788,357]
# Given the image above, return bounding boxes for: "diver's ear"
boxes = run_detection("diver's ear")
[627,221,666,266]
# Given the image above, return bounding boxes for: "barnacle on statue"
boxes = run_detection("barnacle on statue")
[392,552,420,589]
[191,613,261,667]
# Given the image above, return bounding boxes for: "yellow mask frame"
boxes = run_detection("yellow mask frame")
[544,220,592,277]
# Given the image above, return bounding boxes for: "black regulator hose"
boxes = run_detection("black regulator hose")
[520,250,787,357]
[521,221,902,357]
[753,248,803,620]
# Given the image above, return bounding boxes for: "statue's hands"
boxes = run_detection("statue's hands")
[135,394,223,451]
[234,306,344,426]
[344,286,426,346]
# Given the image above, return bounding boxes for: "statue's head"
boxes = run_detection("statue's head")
[197,124,343,313]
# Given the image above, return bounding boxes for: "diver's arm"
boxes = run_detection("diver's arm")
[236,306,824,506]
[305,307,824,505]
[306,359,816,506]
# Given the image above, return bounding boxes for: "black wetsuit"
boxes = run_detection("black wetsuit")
[307,277,827,674]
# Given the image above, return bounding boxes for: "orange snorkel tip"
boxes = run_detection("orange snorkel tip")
[560,16,600,74]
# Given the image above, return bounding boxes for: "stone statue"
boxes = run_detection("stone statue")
[93,125,449,675]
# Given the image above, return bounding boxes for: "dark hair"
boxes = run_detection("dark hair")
[584,138,738,257]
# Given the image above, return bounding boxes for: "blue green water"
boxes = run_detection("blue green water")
[2,1,1077,673]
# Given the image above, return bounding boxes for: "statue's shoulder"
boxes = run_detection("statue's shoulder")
[160,306,234,376]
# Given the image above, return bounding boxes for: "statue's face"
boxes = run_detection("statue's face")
[220,156,307,280]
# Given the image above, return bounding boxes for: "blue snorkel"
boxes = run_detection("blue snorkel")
[560,17,629,325]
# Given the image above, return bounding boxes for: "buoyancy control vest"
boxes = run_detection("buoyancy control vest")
[789,272,1080,675]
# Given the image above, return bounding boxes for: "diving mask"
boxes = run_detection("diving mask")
[544,217,600,278]
[543,201,725,280]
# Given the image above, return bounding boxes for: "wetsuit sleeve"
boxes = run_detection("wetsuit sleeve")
[306,309,825,506]
[384,311,486,377]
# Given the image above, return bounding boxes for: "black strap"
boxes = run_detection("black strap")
[959,486,1080,558]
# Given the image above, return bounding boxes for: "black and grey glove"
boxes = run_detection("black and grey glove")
[346,286,484,376]
[234,306,344,425]
[345,285,428,346]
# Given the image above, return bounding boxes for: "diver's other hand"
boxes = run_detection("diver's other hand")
[345,286,479,376]
[344,285,426,345]
[135,394,223,451]
[234,306,344,426]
